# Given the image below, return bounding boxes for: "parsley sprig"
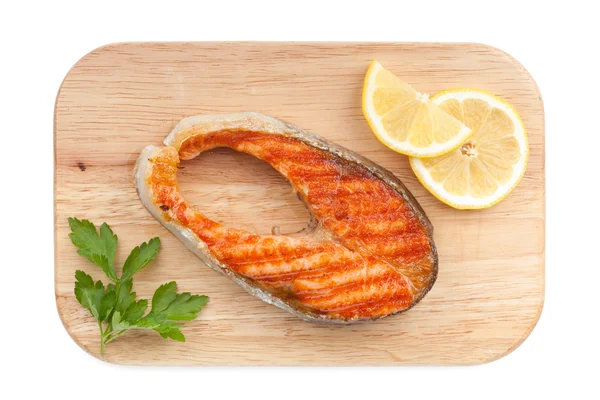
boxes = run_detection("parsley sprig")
[68,218,209,355]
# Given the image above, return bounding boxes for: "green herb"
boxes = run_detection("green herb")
[68,217,209,355]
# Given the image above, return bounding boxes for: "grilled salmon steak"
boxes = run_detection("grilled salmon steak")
[135,113,437,323]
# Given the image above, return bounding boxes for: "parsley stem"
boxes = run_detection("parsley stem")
[98,321,105,355]
[104,329,129,344]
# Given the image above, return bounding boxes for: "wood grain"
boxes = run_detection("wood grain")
[54,42,545,365]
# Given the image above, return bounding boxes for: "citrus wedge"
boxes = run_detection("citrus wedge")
[409,89,528,209]
[362,60,472,157]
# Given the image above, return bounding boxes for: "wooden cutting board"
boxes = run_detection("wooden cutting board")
[54,42,545,365]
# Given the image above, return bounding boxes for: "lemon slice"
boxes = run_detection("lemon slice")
[410,89,528,209]
[362,61,472,157]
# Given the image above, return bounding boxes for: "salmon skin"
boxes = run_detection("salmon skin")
[135,113,437,323]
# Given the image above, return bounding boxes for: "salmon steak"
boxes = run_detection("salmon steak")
[135,113,437,323]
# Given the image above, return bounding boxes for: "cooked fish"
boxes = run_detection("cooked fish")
[135,113,437,323]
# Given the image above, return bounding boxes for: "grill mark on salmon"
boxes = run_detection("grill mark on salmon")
[302,274,413,311]
[135,113,437,323]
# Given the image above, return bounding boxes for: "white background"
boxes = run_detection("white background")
[1,0,598,398]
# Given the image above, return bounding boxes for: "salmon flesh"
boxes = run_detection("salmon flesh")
[135,113,437,323]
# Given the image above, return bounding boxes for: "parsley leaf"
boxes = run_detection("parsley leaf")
[111,282,209,343]
[122,298,149,322]
[74,270,116,322]
[68,218,118,281]
[136,282,210,341]
[150,282,210,321]
[114,278,136,314]
[121,237,161,281]
[69,218,209,355]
